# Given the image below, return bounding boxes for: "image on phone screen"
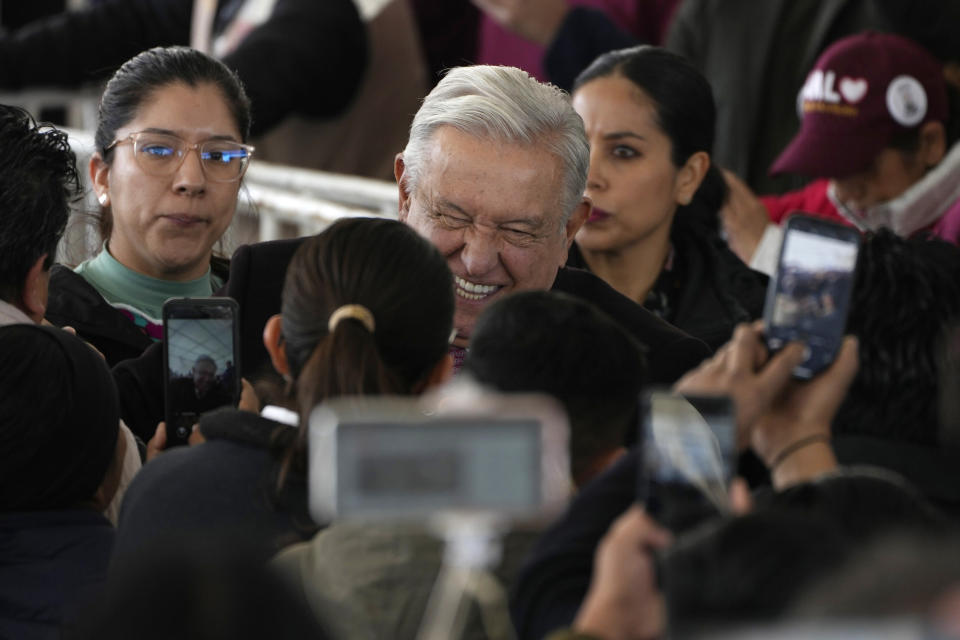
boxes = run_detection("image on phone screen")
[165,304,238,443]
[640,393,736,519]
[766,218,860,378]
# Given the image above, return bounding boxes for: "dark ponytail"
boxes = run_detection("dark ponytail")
[269,218,454,484]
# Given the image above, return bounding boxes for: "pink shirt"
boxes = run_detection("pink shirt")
[477,0,677,82]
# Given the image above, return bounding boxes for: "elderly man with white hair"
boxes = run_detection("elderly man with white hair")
[394,64,709,382]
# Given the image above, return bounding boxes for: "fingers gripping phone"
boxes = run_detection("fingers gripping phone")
[163,298,241,446]
[764,214,861,379]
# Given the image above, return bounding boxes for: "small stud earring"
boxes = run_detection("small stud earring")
[98,193,109,206]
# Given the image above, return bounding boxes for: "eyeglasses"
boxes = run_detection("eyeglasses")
[106,131,255,183]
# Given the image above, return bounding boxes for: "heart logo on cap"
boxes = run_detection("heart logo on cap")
[839,77,868,104]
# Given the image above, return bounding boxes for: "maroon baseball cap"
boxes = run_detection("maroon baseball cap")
[770,31,948,178]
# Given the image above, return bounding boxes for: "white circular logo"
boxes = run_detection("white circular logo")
[886,75,928,126]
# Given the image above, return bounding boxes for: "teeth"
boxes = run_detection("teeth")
[455,276,499,300]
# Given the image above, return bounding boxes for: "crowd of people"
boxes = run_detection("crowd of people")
[2,2,960,639]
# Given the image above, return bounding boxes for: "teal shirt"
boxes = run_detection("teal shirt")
[75,248,225,338]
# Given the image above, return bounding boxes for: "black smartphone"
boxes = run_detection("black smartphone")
[638,391,737,532]
[163,297,241,446]
[763,214,861,379]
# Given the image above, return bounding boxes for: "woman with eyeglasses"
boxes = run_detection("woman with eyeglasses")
[46,46,254,365]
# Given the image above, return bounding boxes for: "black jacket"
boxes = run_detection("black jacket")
[568,217,768,352]
[112,408,317,565]
[0,509,114,640]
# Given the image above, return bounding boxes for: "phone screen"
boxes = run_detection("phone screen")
[163,298,240,445]
[639,392,736,530]
[766,217,860,379]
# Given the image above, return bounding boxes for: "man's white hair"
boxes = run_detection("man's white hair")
[401,65,589,222]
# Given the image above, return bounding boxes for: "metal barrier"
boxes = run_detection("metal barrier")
[57,127,399,266]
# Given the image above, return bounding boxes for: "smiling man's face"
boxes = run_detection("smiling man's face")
[397,126,588,347]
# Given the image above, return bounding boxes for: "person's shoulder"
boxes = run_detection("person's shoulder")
[553,267,710,382]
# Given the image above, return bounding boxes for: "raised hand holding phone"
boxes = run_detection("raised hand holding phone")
[675,322,859,489]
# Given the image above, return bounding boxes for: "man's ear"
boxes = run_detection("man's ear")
[918,120,947,168]
[22,254,50,323]
[262,314,291,379]
[90,153,110,206]
[564,197,591,248]
[675,151,710,206]
[395,153,411,222]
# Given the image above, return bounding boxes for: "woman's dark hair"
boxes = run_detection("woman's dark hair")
[836,230,960,445]
[573,46,728,230]
[94,46,252,240]
[270,217,454,482]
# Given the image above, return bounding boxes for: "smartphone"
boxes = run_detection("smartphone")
[163,297,241,446]
[639,391,737,532]
[763,214,861,379]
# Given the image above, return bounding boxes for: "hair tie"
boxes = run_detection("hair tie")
[328,304,376,333]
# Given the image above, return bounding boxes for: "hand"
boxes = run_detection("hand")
[470,0,570,46]
[719,169,771,264]
[238,378,260,413]
[146,421,206,460]
[145,422,167,462]
[674,322,808,448]
[675,322,859,488]
[573,506,672,640]
[750,336,858,473]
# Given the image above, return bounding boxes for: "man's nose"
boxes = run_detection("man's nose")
[459,227,499,277]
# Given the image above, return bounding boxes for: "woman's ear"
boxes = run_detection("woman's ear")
[263,314,291,379]
[675,151,711,206]
[90,153,111,206]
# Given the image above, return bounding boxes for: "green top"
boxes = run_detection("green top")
[75,247,224,323]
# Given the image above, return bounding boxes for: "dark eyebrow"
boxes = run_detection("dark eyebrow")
[603,131,646,142]
[139,127,239,142]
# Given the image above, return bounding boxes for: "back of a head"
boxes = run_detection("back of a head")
[0,105,79,303]
[0,325,119,510]
[464,290,646,483]
[401,64,589,221]
[766,468,945,540]
[663,509,850,634]
[72,540,332,640]
[280,217,454,413]
[792,529,960,621]
[835,230,960,444]
[573,45,728,224]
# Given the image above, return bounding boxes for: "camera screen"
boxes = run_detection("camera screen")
[337,419,541,514]
[770,228,858,342]
[166,316,237,426]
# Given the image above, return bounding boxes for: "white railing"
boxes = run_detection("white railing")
[58,127,399,265]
